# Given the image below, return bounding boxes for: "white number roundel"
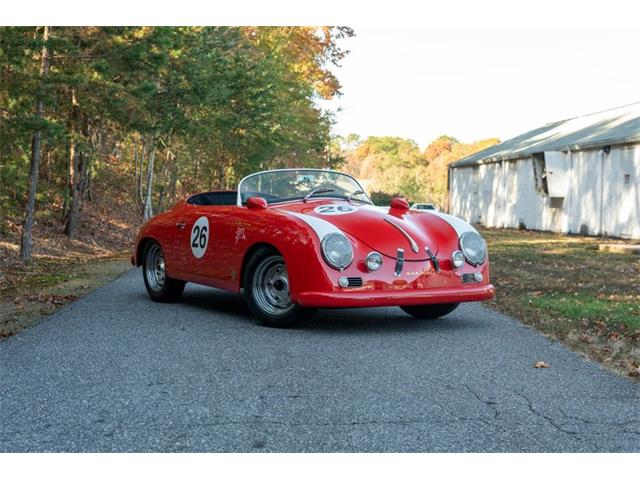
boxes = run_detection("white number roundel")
[313,204,357,216]
[190,216,209,258]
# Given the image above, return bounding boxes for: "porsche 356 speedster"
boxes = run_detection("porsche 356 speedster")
[131,168,494,327]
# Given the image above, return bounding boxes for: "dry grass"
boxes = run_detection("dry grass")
[481,227,640,379]
[0,256,131,337]
[0,191,138,338]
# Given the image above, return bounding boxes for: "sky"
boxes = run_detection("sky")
[323,24,640,148]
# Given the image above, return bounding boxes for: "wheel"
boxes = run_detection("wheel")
[142,241,185,302]
[243,247,316,328]
[400,303,460,319]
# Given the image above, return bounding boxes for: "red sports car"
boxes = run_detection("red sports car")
[132,168,494,327]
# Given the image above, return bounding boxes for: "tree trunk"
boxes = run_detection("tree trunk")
[133,136,141,211]
[66,116,91,235]
[85,171,92,201]
[64,151,82,235]
[63,87,79,220]
[169,157,178,205]
[134,137,146,215]
[20,26,51,262]
[143,138,157,220]
[44,145,52,193]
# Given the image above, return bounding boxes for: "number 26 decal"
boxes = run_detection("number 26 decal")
[190,216,210,258]
[313,204,357,215]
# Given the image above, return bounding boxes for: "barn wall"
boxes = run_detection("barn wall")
[450,143,640,239]
[600,145,640,239]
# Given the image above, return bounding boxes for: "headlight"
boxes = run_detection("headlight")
[321,232,354,270]
[459,231,487,265]
[365,252,383,271]
[451,250,465,268]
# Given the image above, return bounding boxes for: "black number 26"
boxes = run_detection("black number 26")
[191,225,208,249]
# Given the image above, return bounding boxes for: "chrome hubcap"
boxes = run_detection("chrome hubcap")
[145,244,166,291]
[252,256,294,316]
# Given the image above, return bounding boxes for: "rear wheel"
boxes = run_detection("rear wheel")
[142,241,185,302]
[400,303,459,319]
[243,247,315,328]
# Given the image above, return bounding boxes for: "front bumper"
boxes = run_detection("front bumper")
[294,283,494,308]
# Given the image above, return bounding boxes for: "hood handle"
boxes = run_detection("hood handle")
[425,247,440,273]
[394,248,405,276]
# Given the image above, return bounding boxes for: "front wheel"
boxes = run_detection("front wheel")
[400,303,459,319]
[142,241,185,302]
[243,247,316,328]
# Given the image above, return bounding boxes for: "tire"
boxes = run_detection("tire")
[243,247,316,328]
[400,303,460,319]
[142,240,185,302]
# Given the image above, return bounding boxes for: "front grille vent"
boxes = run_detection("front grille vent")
[461,273,476,284]
[347,277,363,287]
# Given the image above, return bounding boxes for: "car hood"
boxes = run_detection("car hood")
[275,200,440,260]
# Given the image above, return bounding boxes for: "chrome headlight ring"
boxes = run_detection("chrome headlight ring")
[365,252,383,271]
[459,231,487,266]
[321,232,354,270]
[451,250,465,269]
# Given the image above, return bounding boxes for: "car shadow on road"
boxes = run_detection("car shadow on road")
[178,288,252,319]
[303,308,480,334]
[175,287,480,334]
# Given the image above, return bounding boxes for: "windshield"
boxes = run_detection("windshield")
[238,169,371,205]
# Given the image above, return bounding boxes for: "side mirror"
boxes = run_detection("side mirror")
[246,196,268,210]
[389,197,409,214]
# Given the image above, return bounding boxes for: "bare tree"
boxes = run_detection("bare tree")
[20,26,52,262]
[143,137,157,220]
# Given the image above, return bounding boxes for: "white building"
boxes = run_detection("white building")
[449,102,640,239]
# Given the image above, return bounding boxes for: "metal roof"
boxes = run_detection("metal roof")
[450,102,640,168]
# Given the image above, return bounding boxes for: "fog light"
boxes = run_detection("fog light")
[338,276,349,288]
[474,272,484,282]
[451,250,465,268]
[365,252,383,271]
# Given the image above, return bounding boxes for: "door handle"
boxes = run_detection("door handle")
[176,221,186,230]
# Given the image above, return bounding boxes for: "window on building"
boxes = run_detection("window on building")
[532,153,549,196]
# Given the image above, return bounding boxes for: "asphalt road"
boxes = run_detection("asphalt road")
[1,269,639,452]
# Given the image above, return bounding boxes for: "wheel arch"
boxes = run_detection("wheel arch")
[136,236,158,267]
[239,242,282,288]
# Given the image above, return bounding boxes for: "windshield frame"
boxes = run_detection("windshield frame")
[236,168,371,206]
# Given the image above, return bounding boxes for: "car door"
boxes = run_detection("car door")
[174,204,215,280]
[196,206,241,289]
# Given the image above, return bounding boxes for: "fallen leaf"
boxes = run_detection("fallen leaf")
[534,361,551,369]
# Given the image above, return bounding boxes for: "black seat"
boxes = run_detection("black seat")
[187,191,237,206]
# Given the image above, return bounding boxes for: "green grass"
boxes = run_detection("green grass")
[528,294,640,330]
[480,227,640,376]
[27,271,77,288]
